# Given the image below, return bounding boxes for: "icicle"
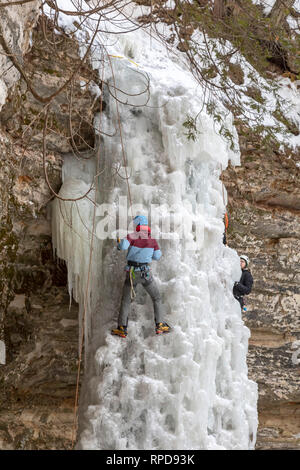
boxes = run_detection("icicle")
[51,176,99,359]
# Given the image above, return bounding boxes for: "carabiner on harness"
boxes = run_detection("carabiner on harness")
[140,264,151,281]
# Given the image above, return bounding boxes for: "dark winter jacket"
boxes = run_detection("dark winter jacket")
[233,269,253,308]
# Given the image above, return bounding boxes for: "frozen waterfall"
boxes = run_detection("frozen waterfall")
[51,16,258,450]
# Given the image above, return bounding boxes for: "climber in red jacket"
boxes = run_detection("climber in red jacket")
[111,215,171,338]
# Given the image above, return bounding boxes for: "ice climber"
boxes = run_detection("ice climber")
[233,254,253,310]
[111,215,171,338]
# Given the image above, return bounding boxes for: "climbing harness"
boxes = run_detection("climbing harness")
[128,263,151,299]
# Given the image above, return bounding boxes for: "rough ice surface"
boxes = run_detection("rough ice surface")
[51,4,258,450]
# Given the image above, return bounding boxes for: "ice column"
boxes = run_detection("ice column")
[52,26,258,450]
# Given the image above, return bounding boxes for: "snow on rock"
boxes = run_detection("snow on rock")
[51,3,258,450]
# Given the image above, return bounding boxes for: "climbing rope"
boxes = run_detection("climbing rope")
[70,48,137,448]
[107,52,134,219]
[109,54,139,68]
[129,267,137,300]
[70,58,105,449]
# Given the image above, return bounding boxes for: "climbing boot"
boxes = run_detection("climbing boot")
[155,322,171,334]
[111,325,127,338]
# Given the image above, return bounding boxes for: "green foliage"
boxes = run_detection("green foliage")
[206,100,237,152]
[182,114,199,141]
[273,107,299,136]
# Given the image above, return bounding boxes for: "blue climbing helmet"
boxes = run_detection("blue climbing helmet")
[133,215,148,227]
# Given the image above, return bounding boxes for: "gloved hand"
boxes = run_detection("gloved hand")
[233,281,240,295]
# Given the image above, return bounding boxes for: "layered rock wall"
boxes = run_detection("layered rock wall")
[0,0,41,365]
[0,10,98,448]
[222,128,300,449]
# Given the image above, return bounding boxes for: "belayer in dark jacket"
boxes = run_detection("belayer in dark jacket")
[233,254,253,309]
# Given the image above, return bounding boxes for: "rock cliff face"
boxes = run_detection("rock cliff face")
[0,6,299,450]
[0,1,40,109]
[0,8,98,449]
[0,0,41,364]
[0,124,80,449]
[222,128,300,449]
